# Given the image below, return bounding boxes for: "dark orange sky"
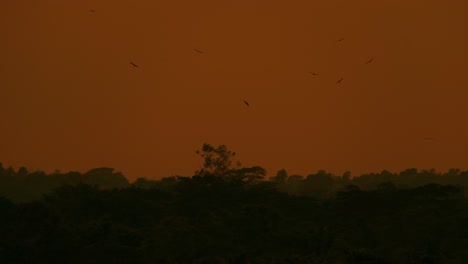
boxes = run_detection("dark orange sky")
[1,0,468,181]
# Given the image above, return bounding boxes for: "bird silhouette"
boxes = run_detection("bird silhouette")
[309,72,319,76]
[336,78,343,84]
[129,62,139,68]
[193,49,205,54]
[336,38,344,42]
[366,58,374,64]
[243,100,249,106]
[89,9,96,13]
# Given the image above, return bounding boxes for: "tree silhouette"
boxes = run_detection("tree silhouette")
[271,169,288,183]
[226,166,267,184]
[303,170,334,197]
[2,158,468,262]
[17,166,29,177]
[342,171,351,181]
[195,143,241,177]
[286,174,304,194]
[82,167,129,189]
[270,169,288,192]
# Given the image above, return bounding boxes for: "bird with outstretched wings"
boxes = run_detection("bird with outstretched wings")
[309,72,319,76]
[243,100,249,106]
[366,58,374,64]
[336,78,343,84]
[130,62,139,68]
[193,49,205,54]
[336,38,344,42]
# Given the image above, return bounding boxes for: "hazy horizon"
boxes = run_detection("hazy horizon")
[1,0,467,181]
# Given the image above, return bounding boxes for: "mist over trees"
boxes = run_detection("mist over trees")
[0,164,129,202]
[1,143,468,263]
[2,145,468,202]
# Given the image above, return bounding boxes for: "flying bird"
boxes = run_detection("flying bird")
[129,62,139,68]
[366,58,374,64]
[309,72,319,76]
[193,49,205,54]
[336,78,343,84]
[336,38,344,42]
[243,100,249,106]
[89,9,96,13]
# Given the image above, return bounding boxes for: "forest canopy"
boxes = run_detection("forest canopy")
[1,143,467,202]
[1,144,468,263]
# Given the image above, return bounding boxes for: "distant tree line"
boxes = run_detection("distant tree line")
[1,144,468,262]
[1,144,468,202]
[0,165,129,202]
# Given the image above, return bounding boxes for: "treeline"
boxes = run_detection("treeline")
[2,162,468,202]
[0,164,129,202]
[268,167,468,198]
[1,171,467,263]
[1,144,468,262]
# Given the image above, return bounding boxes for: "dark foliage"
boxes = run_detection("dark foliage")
[1,144,468,263]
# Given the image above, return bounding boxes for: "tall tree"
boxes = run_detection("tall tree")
[271,169,288,183]
[195,143,241,177]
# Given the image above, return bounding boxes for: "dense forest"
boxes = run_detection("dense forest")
[1,144,468,263]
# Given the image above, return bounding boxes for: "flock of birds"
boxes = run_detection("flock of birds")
[88,9,437,141]
[88,8,376,109]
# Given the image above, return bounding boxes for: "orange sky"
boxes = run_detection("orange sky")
[1,0,468,181]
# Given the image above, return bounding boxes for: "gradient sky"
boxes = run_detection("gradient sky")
[1,0,468,181]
